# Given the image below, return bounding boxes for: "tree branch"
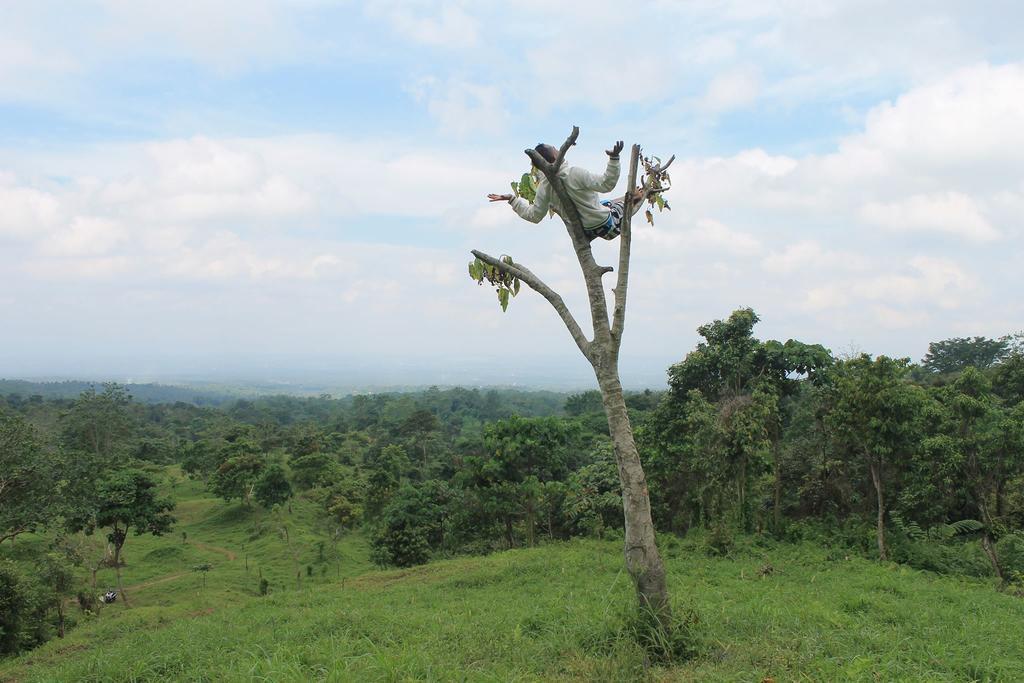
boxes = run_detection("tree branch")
[650,154,675,175]
[552,125,579,173]
[0,527,28,545]
[640,154,675,196]
[612,144,641,350]
[524,127,614,352]
[471,249,592,360]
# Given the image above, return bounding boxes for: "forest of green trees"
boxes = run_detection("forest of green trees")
[2,308,1023,656]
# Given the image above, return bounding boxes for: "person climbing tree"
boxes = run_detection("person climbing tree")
[487,140,646,242]
[470,127,676,637]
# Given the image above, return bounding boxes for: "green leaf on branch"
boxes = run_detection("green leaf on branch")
[467,260,482,283]
[509,170,538,203]
[467,255,521,312]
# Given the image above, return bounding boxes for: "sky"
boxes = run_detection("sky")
[1,1,1022,389]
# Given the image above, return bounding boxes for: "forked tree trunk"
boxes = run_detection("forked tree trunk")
[473,129,672,622]
[978,500,1004,581]
[597,370,670,616]
[869,459,887,561]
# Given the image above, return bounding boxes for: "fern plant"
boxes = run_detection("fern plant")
[891,512,984,541]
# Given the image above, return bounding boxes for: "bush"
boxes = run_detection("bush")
[995,532,1024,576]
[368,482,449,567]
[0,561,50,655]
[889,536,992,577]
[77,590,97,613]
[705,521,734,557]
[371,525,431,568]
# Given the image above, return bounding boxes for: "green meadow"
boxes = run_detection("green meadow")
[3,467,1022,682]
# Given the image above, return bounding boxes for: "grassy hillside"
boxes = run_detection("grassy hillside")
[3,472,1023,682]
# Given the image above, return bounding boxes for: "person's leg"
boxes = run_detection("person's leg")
[608,188,648,215]
[598,200,625,240]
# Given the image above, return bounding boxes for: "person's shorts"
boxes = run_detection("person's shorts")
[584,200,625,241]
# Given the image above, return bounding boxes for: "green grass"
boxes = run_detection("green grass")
[3,472,1024,681]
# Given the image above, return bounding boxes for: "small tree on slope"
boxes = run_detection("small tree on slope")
[468,127,672,623]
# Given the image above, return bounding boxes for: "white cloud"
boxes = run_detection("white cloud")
[762,240,866,274]
[638,217,760,255]
[0,133,524,321]
[851,63,1024,171]
[0,0,335,102]
[44,216,126,255]
[689,34,739,65]
[0,184,62,238]
[409,77,509,136]
[366,1,480,49]
[802,256,976,314]
[698,68,760,113]
[861,192,998,242]
[0,37,80,101]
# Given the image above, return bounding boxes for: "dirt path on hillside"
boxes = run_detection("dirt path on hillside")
[124,572,188,592]
[100,542,235,596]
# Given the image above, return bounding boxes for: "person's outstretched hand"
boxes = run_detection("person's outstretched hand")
[606,141,624,158]
[488,193,514,202]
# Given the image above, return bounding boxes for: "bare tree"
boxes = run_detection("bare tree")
[470,126,673,620]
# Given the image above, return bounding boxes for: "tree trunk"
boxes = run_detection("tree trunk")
[525,499,536,548]
[772,442,782,534]
[112,533,129,605]
[598,371,670,620]
[978,501,1004,581]
[114,563,128,605]
[869,459,887,561]
[981,533,1003,582]
[738,455,748,532]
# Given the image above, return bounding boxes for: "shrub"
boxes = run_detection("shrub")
[371,525,431,568]
[0,561,50,655]
[705,521,734,557]
[995,532,1024,576]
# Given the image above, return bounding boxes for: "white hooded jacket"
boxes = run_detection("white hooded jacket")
[510,156,620,229]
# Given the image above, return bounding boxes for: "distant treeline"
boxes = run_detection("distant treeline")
[0,379,232,406]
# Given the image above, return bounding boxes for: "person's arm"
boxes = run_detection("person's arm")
[492,178,551,224]
[577,141,623,193]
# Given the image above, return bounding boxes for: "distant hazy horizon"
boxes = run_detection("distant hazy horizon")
[0,331,947,395]
[1,352,670,393]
